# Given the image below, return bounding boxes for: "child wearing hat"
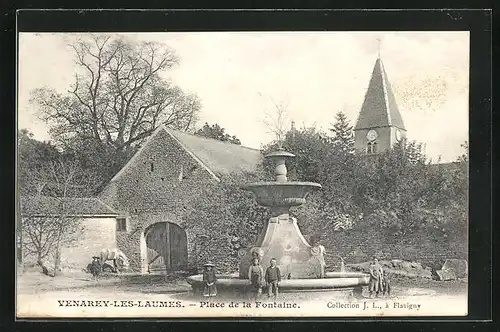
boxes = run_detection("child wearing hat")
[202,262,217,297]
[248,257,264,299]
[89,256,102,281]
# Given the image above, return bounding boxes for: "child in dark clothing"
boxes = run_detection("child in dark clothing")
[248,257,264,299]
[382,270,391,297]
[202,263,217,297]
[89,256,102,281]
[265,258,281,299]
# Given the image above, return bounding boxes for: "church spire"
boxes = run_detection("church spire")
[354,56,406,131]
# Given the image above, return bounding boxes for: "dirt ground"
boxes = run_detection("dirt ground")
[16,271,468,318]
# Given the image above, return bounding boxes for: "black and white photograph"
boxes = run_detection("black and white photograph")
[16,30,470,318]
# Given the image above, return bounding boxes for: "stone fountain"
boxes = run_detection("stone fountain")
[187,149,369,294]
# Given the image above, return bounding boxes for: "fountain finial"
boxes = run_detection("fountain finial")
[264,149,295,183]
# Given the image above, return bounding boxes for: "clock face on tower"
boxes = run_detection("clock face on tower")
[366,129,378,141]
[395,128,402,141]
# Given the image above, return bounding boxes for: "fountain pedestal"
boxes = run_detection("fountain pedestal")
[239,212,325,279]
[238,150,325,280]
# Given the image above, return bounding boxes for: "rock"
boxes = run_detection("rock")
[391,259,403,268]
[442,259,468,279]
[401,261,413,270]
[436,269,457,281]
[409,262,422,269]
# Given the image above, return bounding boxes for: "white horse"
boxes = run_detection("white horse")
[99,248,130,273]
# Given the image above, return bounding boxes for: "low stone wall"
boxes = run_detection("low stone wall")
[320,227,467,272]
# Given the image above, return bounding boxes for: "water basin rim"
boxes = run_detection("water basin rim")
[186,274,370,288]
[264,151,296,158]
[244,181,322,188]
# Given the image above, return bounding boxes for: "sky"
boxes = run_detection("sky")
[18,32,469,163]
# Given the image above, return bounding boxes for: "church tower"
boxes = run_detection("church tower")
[354,56,406,154]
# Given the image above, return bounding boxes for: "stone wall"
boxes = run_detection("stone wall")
[321,227,467,271]
[100,129,218,272]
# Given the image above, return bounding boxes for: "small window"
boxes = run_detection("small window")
[117,218,127,231]
[150,162,154,172]
[367,141,378,154]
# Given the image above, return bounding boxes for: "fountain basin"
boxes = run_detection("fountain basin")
[186,272,369,293]
[244,182,322,207]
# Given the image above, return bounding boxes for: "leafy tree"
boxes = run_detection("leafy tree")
[329,111,355,154]
[194,122,241,145]
[29,35,202,191]
[262,125,330,183]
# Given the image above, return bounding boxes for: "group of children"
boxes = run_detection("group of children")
[368,258,391,298]
[202,257,281,299]
[203,256,391,299]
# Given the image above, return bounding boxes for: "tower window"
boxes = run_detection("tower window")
[367,142,378,154]
[150,162,154,172]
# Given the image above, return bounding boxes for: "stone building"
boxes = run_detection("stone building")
[98,126,262,273]
[19,196,119,269]
[354,56,407,154]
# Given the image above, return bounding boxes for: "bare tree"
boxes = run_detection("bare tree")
[262,97,291,148]
[30,35,201,157]
[21,159,86,277]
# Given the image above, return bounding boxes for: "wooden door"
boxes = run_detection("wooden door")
[145,222,188,272]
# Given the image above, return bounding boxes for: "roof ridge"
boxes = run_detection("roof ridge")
[167,127,262,152]
[379,59,392,126]
[107,125,167,183]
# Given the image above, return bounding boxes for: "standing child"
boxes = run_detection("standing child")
[382,270,391,297]
[368,258,384,298]
[248,257,264,299]
[265,258,281,299]
[202,262,217,297]
[89,256,102,281]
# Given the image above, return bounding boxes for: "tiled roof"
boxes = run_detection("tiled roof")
[166,128,262,178]
[355,58,406,131]
[20,196,119,217]
[109,125,263,183]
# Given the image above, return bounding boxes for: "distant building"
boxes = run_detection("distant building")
[354,56,407,154]
[19,196,118,269]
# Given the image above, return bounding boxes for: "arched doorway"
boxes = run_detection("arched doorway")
[144,222,188,272]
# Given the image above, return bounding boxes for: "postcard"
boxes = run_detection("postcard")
[16,30,469,318]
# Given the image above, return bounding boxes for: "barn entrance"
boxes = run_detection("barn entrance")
[144,222,188,273]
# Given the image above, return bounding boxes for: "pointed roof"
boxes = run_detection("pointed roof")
[355,57,406,131]
[108,125,262,184]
